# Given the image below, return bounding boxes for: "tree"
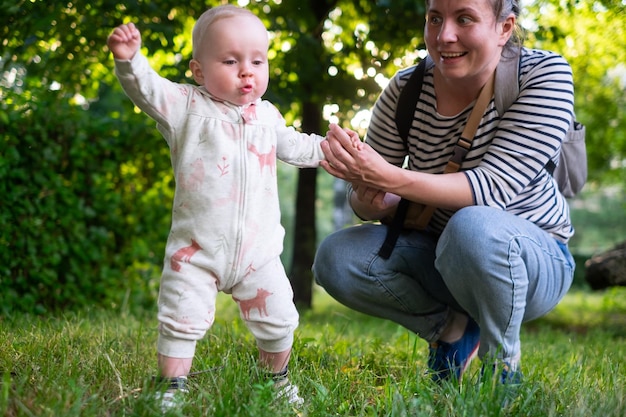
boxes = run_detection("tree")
[3,0,624,313]
[523,0,626,184]
[259,1,428,307]
[0,0,427,313]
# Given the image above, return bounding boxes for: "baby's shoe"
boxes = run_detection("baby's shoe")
[154,376,188,413]
[271,368,304,407]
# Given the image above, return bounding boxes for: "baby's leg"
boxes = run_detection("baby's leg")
[231,257,302,404]
[259,348,291,373]
[259,347,302,405]
[154,261,218,411]
[231,257,298,361]
[158,355,193,378]
[156,257,219,378]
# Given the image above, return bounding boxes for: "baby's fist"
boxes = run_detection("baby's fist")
[107,22,141,60]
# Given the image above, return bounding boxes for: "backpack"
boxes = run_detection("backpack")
[395,50,587,198]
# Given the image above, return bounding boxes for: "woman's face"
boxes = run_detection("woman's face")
[424,0,513,84]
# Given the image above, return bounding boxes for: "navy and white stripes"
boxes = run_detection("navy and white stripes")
[365,48,574,241]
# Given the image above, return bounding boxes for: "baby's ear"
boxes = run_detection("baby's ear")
[189,59,204,84]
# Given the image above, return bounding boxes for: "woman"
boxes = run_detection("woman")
[314,0,575,384]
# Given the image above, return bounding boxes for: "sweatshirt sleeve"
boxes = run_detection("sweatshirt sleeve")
[114,52,193,140]
[265,102,326,167]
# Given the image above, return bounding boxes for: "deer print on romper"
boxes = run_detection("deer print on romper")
[178,158,205,191]
[234,288,273,319]
[248,144,277,176]
[170,239,203,272]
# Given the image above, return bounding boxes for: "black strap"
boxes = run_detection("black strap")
[378,198,410,259]
[378,61,426,259]
[395,59,427,143]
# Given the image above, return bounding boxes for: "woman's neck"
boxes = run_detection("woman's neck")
[434,72,487,116]
[432,60,498,116]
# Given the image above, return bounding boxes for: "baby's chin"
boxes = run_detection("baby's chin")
[228,93,262,107]
[205,91,256,107]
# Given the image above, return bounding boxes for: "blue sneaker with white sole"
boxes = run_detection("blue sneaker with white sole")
[428,317,480,382]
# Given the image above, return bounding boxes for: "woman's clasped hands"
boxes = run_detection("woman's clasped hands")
[321,123,401,217]
[322,123,393,182]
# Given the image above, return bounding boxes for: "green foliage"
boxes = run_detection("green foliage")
[569,185,626,256]
[523,0,626,184]
[258,0,427,129]
[2,0,625,313]
[0,82,174,314]
[0,0,430,313]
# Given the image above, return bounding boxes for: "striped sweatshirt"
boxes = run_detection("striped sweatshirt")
[365,47,574,242]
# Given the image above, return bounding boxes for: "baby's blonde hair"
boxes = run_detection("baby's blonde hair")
[192,5,260,59]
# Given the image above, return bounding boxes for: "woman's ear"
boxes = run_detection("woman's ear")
[499,14,516,46]
[189,59,204,85]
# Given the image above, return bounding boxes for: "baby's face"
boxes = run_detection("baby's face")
[190,14,269,106]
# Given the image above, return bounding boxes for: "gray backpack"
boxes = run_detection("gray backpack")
[395,50,587,198]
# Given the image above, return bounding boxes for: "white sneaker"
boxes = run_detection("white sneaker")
[154,376,188,413]
[275,380,304,407]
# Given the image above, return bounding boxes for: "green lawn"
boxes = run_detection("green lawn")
[2,286,625,417]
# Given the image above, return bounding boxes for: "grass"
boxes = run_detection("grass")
[1,286,625,417]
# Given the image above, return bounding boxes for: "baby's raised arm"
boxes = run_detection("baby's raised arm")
[107,22,142,60]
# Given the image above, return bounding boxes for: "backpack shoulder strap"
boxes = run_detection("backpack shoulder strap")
[494,48,521,115]
[495,48,565,176]
[394,58,428,145]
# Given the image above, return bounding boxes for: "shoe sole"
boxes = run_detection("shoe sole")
[459,341,480,378]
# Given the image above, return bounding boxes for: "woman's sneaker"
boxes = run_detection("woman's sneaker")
[499,362,523,385]
[428,318,480,382]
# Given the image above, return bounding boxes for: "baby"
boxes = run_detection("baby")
[108,4,326,411]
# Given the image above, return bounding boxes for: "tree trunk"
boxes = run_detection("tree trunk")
[289,167,318,309]
[287,1,340,310]
[289,101,322,309]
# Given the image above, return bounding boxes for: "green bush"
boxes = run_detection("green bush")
[0,86,172,315]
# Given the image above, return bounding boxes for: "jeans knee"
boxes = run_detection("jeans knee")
[436,207,496,274]
[312,232,343,289]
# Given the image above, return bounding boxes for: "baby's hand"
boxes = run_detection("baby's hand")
[107,22,141,61]
[345,128,364,151]
[326,123,364,152]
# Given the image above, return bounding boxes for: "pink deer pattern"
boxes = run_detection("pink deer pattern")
[170,239,203,272]
[233,288,273,319]
[248,144,276,175]
[178,158,205,191]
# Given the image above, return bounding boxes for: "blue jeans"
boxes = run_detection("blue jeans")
[312,206,575,362]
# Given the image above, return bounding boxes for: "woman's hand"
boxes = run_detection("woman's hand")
[320,124,392,187]
[351,184,401,219]
[320,124,402,219]
[320,123,473,213]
